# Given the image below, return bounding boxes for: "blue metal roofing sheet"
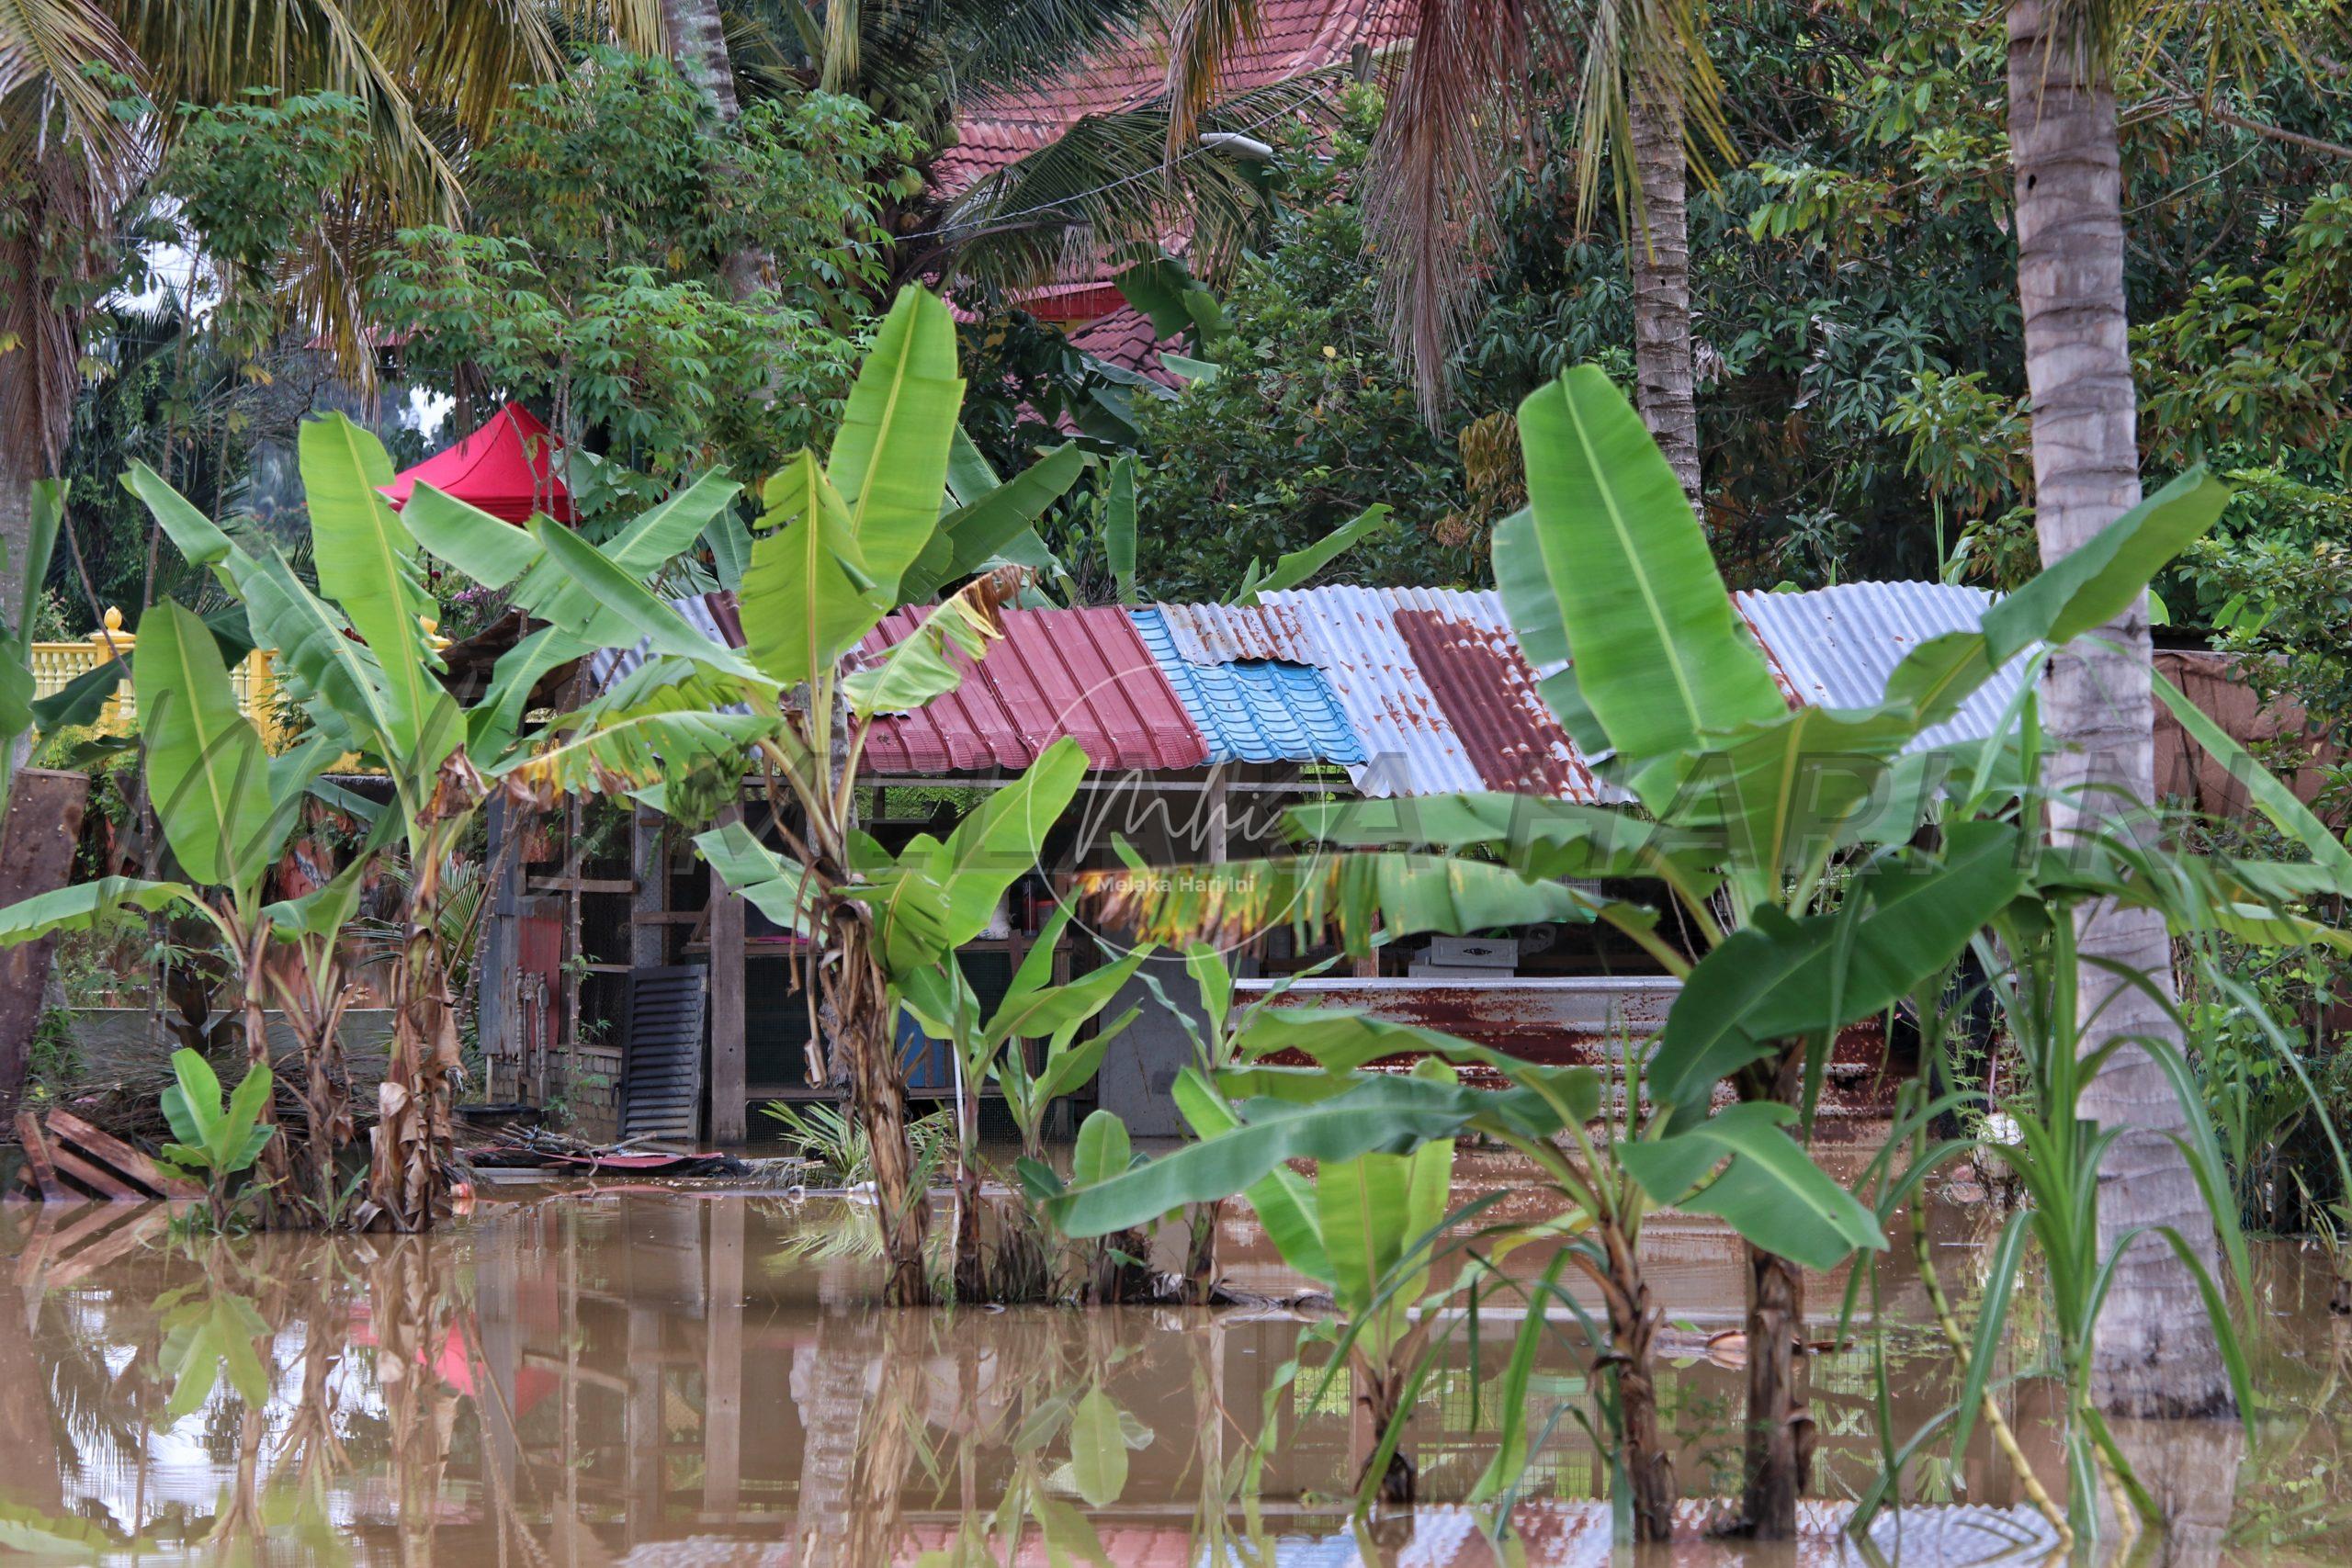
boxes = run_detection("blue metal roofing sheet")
[1130,605,1363,765]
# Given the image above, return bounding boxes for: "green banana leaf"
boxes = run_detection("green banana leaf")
[1045,1072,1498,1237]
[982,945,1150,1049]
[1515,366,1784,780]
[2152,668,2352,891]
[135,602,272,890]
[1072,1111,1132,1188]
[1672,705,1920,885]
[1886,467,2229,725]
[1618,1102,1884,1270]
[1647,819,2025,1110]
[902,442,1087,603]
[842,572,1009,719]
[740,450,884,687]
[0,876,204,945]
[1172,1067,1329,1280]
[921,738,1088,948]
[826,288,965,604]
[1105,455,1138,604]
[300,414,441,754]
[511,687,770,804]
[695,819,818,937]
[1286,791,1702,883]
[1491,507,1611,757]
[1231,502,1394,605]
[530,515,763,681]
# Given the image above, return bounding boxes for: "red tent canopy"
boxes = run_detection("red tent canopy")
[379,402,574,524]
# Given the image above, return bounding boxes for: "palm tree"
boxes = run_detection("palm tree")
[1160,0,1725,511]
[0,0,664,618]
[2005,0,2234,1419]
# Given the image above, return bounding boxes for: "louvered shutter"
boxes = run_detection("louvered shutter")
[622,964,707,1142]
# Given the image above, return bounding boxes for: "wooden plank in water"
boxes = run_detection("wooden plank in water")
[44,1110,202,1201]
[44,1207,168,1287]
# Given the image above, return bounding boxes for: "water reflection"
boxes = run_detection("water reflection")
[0,1192,2341,1565]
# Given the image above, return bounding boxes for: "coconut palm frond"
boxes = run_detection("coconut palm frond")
[1160,0,1259,159]
[928,70,1334,298]
[1359,0,1534,419]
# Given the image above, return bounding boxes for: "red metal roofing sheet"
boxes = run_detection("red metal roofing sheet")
[855,604,1209,774]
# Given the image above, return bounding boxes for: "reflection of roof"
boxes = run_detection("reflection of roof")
[593,581,2028,796]
[609,1502,2063,1567]
[932,0,1395,197]
[380,402,573,524]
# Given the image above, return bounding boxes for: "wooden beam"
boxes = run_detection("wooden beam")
[14,1112,59,1201]
[44,1111,201,1200]
[707,805,747,1145]
[630,805,668,969]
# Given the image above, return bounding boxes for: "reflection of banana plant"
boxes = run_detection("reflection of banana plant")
[154,1281,272,1421]
[159,1048,279,1224]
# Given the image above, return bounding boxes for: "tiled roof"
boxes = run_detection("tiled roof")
[933,0,1396,197]
[1066,307,1184,384]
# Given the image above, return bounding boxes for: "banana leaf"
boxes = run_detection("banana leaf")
[135,602,272,890]
[1515,366,1784,781]
[1618,1102,1884,1270]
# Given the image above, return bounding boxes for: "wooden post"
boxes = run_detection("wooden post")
[707,800,747,1145]
[0,770,90,1119]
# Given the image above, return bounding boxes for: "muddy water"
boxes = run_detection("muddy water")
[0,1182,2345,1566]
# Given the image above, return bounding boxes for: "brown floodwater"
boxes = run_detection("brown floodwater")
[0,1171,2346,1567]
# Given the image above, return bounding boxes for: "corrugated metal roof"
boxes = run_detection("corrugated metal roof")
[856,604,1208,774]
[1156,588,1600,799]
[1131,605,1363,765]
[588,579,2025,795]
[1732,581,2029,753]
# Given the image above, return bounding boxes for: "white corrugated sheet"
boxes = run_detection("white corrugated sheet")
[1731,581,2031,754]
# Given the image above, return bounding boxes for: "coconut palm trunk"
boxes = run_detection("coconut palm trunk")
[1626,48,1703,513]
[2006,0,2232,1416]
[660,0,766,301]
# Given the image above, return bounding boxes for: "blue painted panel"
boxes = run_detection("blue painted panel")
[1131,606,1364,765]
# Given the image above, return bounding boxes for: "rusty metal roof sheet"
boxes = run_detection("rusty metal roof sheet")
[1731,581,2029,753]
[856,604,1208,774]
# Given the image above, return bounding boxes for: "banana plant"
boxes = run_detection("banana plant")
[1074,363,2250,1535]
[1044,1002,1887,1528]
[493,288,1149,1303]
[897,894,1150,1301]
[158,1047,279,1224]
[0,600,372,1221]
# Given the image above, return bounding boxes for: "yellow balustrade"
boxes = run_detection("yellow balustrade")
[31,607,298,754]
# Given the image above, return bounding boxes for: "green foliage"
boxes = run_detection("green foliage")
[1130,90,1481,599]
[158,1047,277,1220]
[370,51,918,513]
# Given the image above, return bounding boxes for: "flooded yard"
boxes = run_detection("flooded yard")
[2,1176,2346,1566]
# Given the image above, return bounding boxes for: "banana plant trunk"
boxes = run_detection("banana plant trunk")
[1353,1355,1416,1506]
[1740,1240,1812,1536]
[236,932,299,1224]
[1627,43,1703,516]
[835,921,930,1303]
[2007,0,2232,1417]
[368,931,461,1230]
[1602,1226,1676,1542]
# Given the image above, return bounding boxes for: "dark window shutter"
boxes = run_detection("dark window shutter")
[622,964,707,1142]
